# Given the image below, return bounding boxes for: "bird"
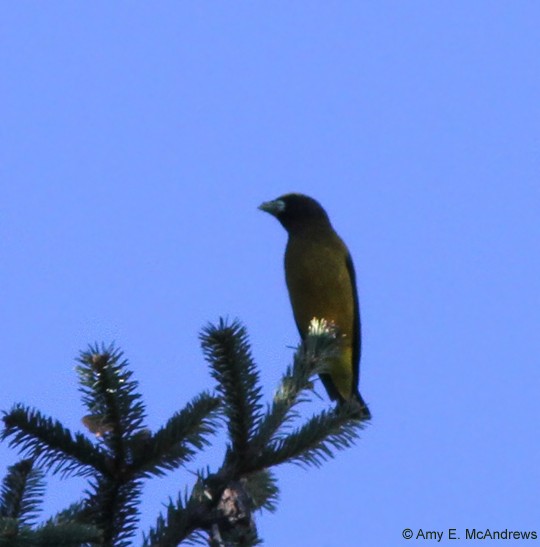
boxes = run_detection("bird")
[259,193,370,419]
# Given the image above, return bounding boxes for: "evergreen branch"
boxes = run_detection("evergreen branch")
[132,393,221,478]
[200,319,263,460]
[77,344,147,458]
[33,520,102,545]
[143,483,209,547]
[1,322,369,544]
[46,500,89,527]
[0,459,44,526]
[253,324,341,449]
[83,475,142,547]
[1,405,105,477]
[0,517,18,543]
[144,473,262,547]
[255,405,365,471]
[0,475,102,545]
[0,519,102,546]
[251,344,313,450]
[207,478,260,546]
[242,470,279,514]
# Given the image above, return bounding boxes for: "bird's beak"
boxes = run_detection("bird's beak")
[258,199,286,216]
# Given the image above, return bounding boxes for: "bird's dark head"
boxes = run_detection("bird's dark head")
[258,193,331,233]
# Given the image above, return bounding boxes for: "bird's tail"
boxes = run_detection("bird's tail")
[350,390,371,420]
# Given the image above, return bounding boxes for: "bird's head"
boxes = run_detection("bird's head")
[258,193,330,233]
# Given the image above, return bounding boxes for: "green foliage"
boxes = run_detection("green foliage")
[0,459,43,526]
[1,344,221,546]
[242,471,279,513]
[1,319,369,545]
[77,344,147,449]
[0,460,101,546]
[200,319,264,459]
[2,406,103,478]
[256,405,363,470]
[132,393,220,478]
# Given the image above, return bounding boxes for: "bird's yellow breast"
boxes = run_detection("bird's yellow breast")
[285,230,356,399]
[285,231,355,342]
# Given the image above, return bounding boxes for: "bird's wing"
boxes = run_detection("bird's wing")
[345,252,361,390]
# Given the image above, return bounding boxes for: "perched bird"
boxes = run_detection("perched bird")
[259,193,370,419]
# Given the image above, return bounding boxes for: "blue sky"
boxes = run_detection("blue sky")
[1,3,539,545]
